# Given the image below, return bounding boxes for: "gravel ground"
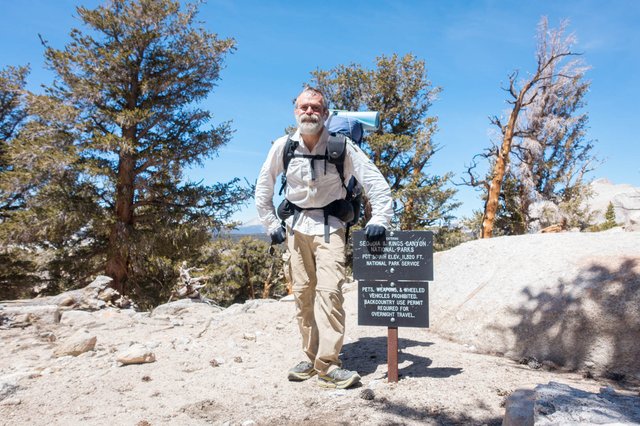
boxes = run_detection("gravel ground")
[1,230,638,425]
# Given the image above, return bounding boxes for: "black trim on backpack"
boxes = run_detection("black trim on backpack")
[278,132,363,243]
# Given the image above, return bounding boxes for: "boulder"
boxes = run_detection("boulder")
[503,382,640,425]
[151,299,223,318]
[430,231,640,377]
[587,179,640,229]
[0,305,61,326]
[221,299,276,316]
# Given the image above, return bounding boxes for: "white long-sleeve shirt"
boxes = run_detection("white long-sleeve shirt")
[255,127,393,236]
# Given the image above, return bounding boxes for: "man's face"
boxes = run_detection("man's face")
[294,91,327,135]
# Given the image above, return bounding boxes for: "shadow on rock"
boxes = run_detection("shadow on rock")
[507,257,640,381]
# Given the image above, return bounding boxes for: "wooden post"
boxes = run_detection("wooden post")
[387,326,398,382]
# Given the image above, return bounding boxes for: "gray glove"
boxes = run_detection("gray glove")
[270,226,286,245]
[365,225,386,242]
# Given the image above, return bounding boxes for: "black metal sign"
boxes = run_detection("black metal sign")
[353,230,433,281]
[358,281,429,327]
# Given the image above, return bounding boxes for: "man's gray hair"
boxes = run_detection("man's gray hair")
[295,86,329,110]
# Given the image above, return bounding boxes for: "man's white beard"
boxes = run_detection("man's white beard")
[297,114,324,135]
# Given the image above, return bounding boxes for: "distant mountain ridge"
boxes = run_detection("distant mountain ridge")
[231,224,266,235]
[231,216,265,235]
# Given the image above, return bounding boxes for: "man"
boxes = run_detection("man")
[255,87,393,389]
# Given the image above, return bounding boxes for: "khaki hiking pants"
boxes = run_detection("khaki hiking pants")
[286,228,346,375]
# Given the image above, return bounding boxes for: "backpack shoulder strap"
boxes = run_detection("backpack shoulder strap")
[279,135,299,196]
[282,135,299,173]
[327,133,348,186]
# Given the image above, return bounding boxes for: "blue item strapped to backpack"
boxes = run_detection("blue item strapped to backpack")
[326,115,364,145]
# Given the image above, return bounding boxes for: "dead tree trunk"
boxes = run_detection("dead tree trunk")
[481,103,522,238]
[480,19,576,238]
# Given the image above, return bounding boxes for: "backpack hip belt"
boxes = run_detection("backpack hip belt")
[277,199,354,243]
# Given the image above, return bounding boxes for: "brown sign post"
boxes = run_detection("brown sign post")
[352,230,433,383]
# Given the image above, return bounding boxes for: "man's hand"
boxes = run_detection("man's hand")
[270,226,286,245]
[365,225,386,242]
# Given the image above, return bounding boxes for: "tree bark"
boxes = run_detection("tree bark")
[481,75,538,238]
[105,137,136,294]
[402,197,414,231]
[481,108,519,238]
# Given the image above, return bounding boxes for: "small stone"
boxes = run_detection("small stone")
[39,332,56,342]
[519,356,542,370]
[141,376,152,382]
[234,356,243,363]
[116,343,156,365]
[210,357,225,367]
[243,333,256,341]
[275,323,286,330]
[360,388,375,400]
[58,295,75,306]
[0,397,21,406]
[97,287,118,301]
[53,329,97,357]
[496,388,510,397]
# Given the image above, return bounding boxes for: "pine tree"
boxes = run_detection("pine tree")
[0,65,41,299]
[3,0,250,301]
[311,54,460,239]
[0,65,30,214]
[602,202,617,230]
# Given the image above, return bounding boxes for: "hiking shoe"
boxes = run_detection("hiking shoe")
[317,368,361,389]
[287,361,316,381]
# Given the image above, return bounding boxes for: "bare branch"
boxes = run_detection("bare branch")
[508,71,519,99]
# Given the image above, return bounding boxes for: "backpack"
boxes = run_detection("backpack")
[277,116,364,239]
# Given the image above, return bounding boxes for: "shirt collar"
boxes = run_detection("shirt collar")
[292,127,329,154]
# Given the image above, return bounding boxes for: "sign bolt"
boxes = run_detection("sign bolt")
[390,282,395,287]
[390,318,396,323]
[390,268,395,273]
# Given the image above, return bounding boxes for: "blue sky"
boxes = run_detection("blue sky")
[2,0,639,224]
